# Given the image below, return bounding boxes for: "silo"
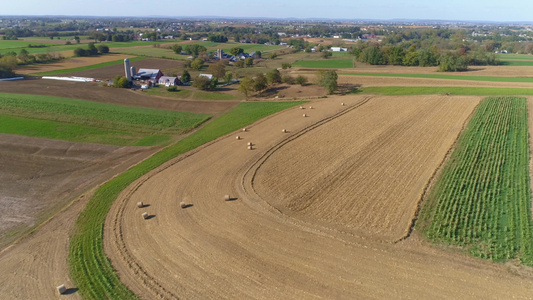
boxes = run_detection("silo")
[130,66,136,79]
[124,58,131,81]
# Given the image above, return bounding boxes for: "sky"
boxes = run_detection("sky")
[3,0,533,23]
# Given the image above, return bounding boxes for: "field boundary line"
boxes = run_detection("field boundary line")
[393,97,483,243]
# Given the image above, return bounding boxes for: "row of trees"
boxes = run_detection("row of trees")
[73,42,109,57]
[351,43,498,71]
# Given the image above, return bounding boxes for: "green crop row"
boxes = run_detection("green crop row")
[68,101,305,299]
[418,96,533,264]
[293,59,354,69]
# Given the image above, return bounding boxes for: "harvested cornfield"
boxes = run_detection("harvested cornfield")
[253,95,480,241]
[103,95,533,299]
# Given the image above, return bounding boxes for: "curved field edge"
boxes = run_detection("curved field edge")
[68,101,306,299]
[417,96,533,264]
[358,86,533,96]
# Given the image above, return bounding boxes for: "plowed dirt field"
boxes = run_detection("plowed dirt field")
[104,95,533,299]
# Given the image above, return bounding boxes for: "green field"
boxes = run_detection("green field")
[0,93,210,146]
[340,72,533,83]
[33,56,146,75]
[69,100,306,299]
[0,40,56,50]
[113,47,186,59]
[293,59,354,68]
[217,43,285,54]
[499,60,533,66]
[497,54,533,60]
[418,96,533,264]
[359,86,533,96]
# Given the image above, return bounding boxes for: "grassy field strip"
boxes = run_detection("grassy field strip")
[497,54,533,60]
[293,59,354,68]
[359,86,533,96]
[0,92,210,146]
[418,97,533,264]
[68,101,306,299]
[143,86,243,101]
[33,56,147,76]
[498,60,533,66]
[340,72,533,83]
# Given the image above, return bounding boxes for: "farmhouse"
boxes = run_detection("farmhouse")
[158,76,181,86]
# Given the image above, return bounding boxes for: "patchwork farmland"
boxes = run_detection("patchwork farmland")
[3,34,533,299]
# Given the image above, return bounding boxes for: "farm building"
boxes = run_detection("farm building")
[331,47,348,52]
[158,76,181,86]
[135,69,163,83]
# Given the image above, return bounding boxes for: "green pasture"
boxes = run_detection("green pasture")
[341,72,533,83]
[499,60,533,66]
[69,100,306,299]
[497,54,533,60]
[418,96,533,264]
[293,59,354,68]
[113,47,187,59]
[0,93,210,146]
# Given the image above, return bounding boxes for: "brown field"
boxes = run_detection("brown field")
[2,63,533,299]
[16,53,133,75]
[102,95,533,299]
[253,95,479,242]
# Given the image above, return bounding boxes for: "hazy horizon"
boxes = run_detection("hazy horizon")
[2,0,532,23]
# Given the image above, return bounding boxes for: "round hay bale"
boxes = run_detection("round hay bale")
[57,284,67,295]
[180,201,187,208]
[309,106,313,109]
[242,128,247,132]
[282,129,287,133]
[303,113,307,117]
[248,145,253,150]
[341,102,345,106]
[247,142,253,146]
[137,201,144,208]
[236,135,241,140]
[224,194,231,201]
[142,212,149,219]
[300,106,304,109]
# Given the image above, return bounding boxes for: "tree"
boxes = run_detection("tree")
[18,48,32,64]
[97,44,109,54]
[268,52,278,59]
[181,70,191,83]
[244,57,254,67]
[74,47,88,57]
[438,52,468,72]
[112,75,130,88]
[171,44,183,54]
[360,46,385,65]
[192,75,211,90]
[318,70,338,94]
[282,75,294,84]
[266,69,281,85]
[191,58,205,70]
[238,77,255,98]
[0,55,17,78]
[384,46,405,65]
[253,73,267,92]
[229,47,243,56]
[87,42,98,55]
[254,51,262,58]
[417,47,439,67]
[321,51,332,59]
[206,61,226,78]
[234,60,244,68]
[295,75,308,86]
[402,46,419,66]
[224,71,233,83]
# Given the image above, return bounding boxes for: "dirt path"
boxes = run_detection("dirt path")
[105,95,533,299]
